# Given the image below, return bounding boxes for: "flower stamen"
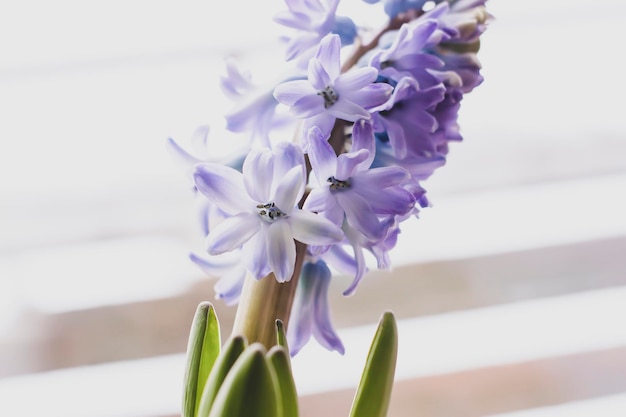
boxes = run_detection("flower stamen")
[317,86,339,109]
[257,202,287,222]
[327,176,351,191]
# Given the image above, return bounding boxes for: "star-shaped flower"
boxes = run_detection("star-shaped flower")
[193,142,344,283]
[273,34,393,140]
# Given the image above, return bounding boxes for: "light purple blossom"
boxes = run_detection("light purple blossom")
[288,260,344,355]
[192,142,344,283]
[274,0,357,62]
[304,125,415,246]
[273,34,393,140]
[371,76,446,159]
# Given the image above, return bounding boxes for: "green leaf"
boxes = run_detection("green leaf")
[275,319,289,350]
[208,343,281,417]
[182,302,221,417]
[267,346,299,417]
[349,311,398,417]
[197,336,247,417]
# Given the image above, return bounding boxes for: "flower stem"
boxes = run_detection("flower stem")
[231,241,307,348]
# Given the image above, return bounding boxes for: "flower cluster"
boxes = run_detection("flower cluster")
[169,0,490,354]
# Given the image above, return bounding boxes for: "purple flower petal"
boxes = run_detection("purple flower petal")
[315,34,341,81]
[328,99,371,122]
[344,83,394,110]
[308,58,332,91]
[288,209,344,245]
[334,67,378,92]
[335,149,369,180]
[194,163,253,215]
[266,221,297,283]
[307,126,337,183]
[312,265,345,354]
[351,119,376,170]
[291,94,326,119]
[336,192,385,242]
[355,166,410,188]
[206,212,260,254]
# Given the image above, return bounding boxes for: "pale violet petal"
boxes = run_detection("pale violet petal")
[354,166,410,188]
[242,229,271,279]
[304,113,336,140]
[336,149,369,180]
[193,163,253,215]
[344,83,394,110]
[206,212,260,254]
[307,126,337,183]
[266,221,297,283]
[351,119,376,170]
[308,58,331,91]
[273,166,304,214]
[243,149,274,203]
[315,34,341,81]
[336,192,385,242]
[189,252,238,276]
[273,80,316,107]
[288,209,344,245]
[311,263,345,354]
[302,186,332,213]
[342,224,368,296]
[334,67,378,93]
[214,267,246,306]
[272,142,306,198]
[329,99,371,122]
[287,268,315,355]
[291,94,325,119]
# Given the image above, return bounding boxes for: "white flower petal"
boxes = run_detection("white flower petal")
[206,213,260,254]
[273,166,304,214]
[329,99,371,122]
[288,209,344,245]
[242,230,271,279]
[273,80,316,106]
[243,149,274,203]
[266,221,296,283]
[194,163,253,215]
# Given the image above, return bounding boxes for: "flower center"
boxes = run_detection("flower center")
[317,86,339,109]
[257,202,287,222]
[327,176,351,191]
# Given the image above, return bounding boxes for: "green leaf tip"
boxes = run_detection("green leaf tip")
[275,319,289,350]
[349,311,398,417]
[207,343,281,417]
[267,346,298,417]
[182,302,221,417]
[197,335,247,417]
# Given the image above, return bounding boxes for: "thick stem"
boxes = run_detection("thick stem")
[231,241,307,348]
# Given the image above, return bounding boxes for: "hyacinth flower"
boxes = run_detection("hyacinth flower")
[274,0,357,63]
[304,126,415,242]
[192,142,344,283]
[273,34,393,140]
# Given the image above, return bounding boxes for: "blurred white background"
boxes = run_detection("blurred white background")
[1,1,626,416]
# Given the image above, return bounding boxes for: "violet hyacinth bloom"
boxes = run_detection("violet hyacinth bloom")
[192,142,344,283]
[273,34,393,140]
[371,76,446,159]
[288,260,344,355]
[304,126,415,243]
